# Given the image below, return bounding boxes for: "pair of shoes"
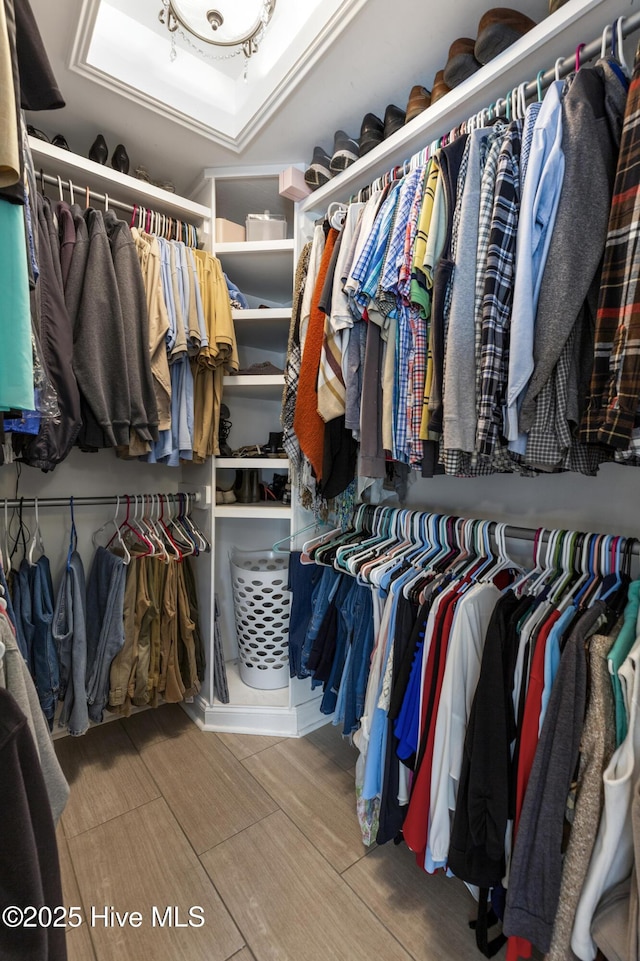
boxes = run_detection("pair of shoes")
[231,432,286,459]
[442,8,536,89]
[27,125,70,150]
[304,128,361,189]
[431,70,452,105]
[236,361,284,376]
[89,134,130,174]
[359,104,406,155]
[215,487,236,505]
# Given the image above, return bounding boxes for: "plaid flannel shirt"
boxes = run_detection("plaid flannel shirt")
[581,41,640,449]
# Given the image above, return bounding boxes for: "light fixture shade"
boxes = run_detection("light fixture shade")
[167,0,275,47]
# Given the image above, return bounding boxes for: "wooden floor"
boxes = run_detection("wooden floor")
[54,704,485,961]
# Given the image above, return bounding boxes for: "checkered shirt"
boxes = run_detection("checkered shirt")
[476,120,523,456]
[581,41,640,449]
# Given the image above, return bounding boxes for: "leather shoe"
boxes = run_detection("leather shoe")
[383,104,406,139]
[443,37,482,88]
[359,112,384,155]
[548,0,568,11]
[89,134,108,165]
[405,85,431,123]
[329,129,360,173]
[474,8,536,65]
[51,134,70,150]
[111,143,130,175]
[430,69,452,105]
[304,145,332,189]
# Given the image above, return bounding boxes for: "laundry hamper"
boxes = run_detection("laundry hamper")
[229,548,290,690]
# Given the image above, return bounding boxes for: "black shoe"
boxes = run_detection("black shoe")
[111,144,130,175]
[264,431,286,457]
[89,134,108,165]
[359,112,384,155]
[51,134,70,150]
[27,125,50,142]
[383,104,406,139]
[329,130,360,173]
[304,146,332,189]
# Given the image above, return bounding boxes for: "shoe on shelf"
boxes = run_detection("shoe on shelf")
[474,8,536,65]
[263,431,287,457]
[383,104,406,139]
[329,130,360,174]
[430,69,452,105]
[270,472,289,501]
[215,487,236,505]
[234,469,260,504]
[27,124,50,142]
[405,85,431,124]
[51,134,70,150]
[359,112,384,156]
[111,143,130,175]
[548,0,568,11]
[304,145,332,189]
[89,134,109,165]
[218,403,233,457]
[134,164,151,182]
[443,37,482,88]
[236,361,284,376]
[232,444,264,458]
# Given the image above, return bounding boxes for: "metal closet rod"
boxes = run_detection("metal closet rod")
[0,492,201,509]
[518,10,640,104]
[364,507,640,557]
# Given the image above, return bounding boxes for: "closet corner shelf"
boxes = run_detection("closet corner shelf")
[216,457,290,469]
[215,239,294,255]
[214,502,292,518]
[214,242,294,301]
[231,308,292,349]
[28,137,210,221]
[298,0,605,213]
[231,308,292,321]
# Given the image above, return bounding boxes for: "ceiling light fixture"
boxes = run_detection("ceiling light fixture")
[158,0,277,66]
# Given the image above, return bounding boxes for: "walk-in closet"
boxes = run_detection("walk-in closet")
[5,0,640,959]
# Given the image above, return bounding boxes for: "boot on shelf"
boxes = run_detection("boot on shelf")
[218,403,233,456]
[234,469,260,504]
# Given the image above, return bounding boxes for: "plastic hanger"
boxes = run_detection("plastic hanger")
[27,498,45,566]
[66,497,78,571]
[615,17,630,76]
[68,178,75,206]
[94,495,131,564]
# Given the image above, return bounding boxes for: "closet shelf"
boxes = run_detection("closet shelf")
[299,0,604,213]
[231,308,292,350]
[219,661,289,707]
[215,242,294,301]
[215,503,292,518]
[29,137,210,222]
[217,457,289,469]
[223,374,285,400]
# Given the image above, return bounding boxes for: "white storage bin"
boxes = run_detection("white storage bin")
[246,211,287,242]
[230,548,290,690]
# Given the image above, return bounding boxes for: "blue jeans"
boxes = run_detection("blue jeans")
[30,556,59,728]
[342,582,374,736]
[54,551,89,736]
[320,575,359,715]
[299,565,341,680]
[86,547,127,724]
[287,552,322,679]
[12,560,34,668]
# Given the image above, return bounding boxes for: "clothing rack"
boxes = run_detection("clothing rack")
[0,492,202,509]
[354,10,640,198]
[37,171,199,247]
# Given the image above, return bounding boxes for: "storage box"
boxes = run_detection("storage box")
[215,217,246,243]
[279,165,312,201]
[246,211,287,241]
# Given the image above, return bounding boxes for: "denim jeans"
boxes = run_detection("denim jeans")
[12,560,34,669]
[320,575,358,715]
[342,582,374,736]
[30,556,59,728]
[299,565,341,679]
[287,552,322,679]
[54,551,89,736]
[86,547,126,724]
[0,563,18,640]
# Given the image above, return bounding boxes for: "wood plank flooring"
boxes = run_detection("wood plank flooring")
[54,706,486,961]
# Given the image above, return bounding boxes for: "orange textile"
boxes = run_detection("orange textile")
[293,227,339,481]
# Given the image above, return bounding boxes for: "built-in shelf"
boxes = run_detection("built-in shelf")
[29,137,210,223]
[223,374,285,400]
[215,240,295,301]
[217,660,289,708]
[215,502,292,519]
[298,0,606,214]
[232,308,292,321]
[232,308,291,350]
[217,457,289,469]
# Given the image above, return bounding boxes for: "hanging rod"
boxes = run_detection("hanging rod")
[360,506,640,557]
[355,10,640,198]
[0,492,201,510]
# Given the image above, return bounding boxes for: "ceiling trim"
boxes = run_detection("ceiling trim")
[68,0,371,153]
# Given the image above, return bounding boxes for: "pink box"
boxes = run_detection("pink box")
[279,166,311,201]
[215,218,246,242]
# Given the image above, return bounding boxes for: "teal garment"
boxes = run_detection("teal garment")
[0,199,34,411]
[608,579,640,745]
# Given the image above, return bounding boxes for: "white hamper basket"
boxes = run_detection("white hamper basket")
[229,549,290,690]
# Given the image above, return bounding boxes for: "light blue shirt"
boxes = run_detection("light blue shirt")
[539,605,574,734]
[506,80,566,453]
